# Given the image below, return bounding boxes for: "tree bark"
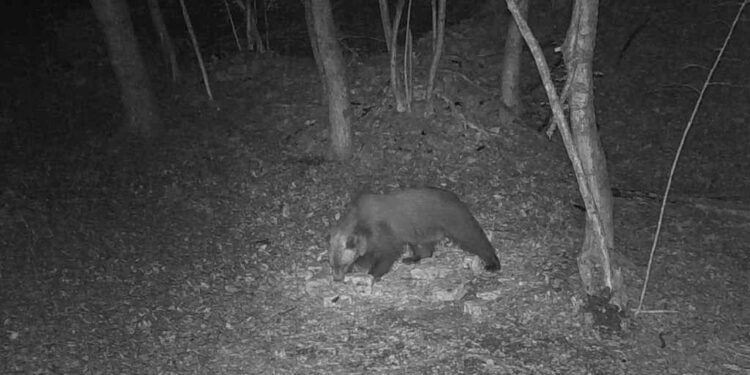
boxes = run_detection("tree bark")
[505,0,624,308]
[562,0,621,303]
[309,0,351,160]
[389,0,406,112]
[500,0,528,115]
[245,0,265,52]
[303,0,326,99]
[378,0,393,53]
[423,0,445,116]
[91,0,160,137]
[146,0,179,82]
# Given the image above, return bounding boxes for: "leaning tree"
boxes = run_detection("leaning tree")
[506,0,625,309]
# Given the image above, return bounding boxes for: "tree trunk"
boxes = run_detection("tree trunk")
[505,0,624,308]
[178,0,213,100]
[563,0,621,303]
[500,0,528,115]
[423,0,445,116]
[378,0,392,53]
[389,0,407,112]
[245,0,265,52]
[90,0,160,137]
[146,0,179,82]
[309,0,351,160]
[303,0,326,99]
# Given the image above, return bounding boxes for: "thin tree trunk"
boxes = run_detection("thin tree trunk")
[90,0,160,137]
[178,0,213,100]
[303,0,326,99]
[424,0,445,116]
[505,0,624,308]
[403,0,413,113]
[246,0,252,50]
[378,0,392,53]
[223,0,242,51]
[563,0,619,302]
[500,0,528,115]
[146,0,179,82]
[389,0,406,112]
[310,0,351,160]
[431,0,436,52]
[245,0,265,52]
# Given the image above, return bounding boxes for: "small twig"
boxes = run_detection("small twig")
[178,0,213,100]
[679,63,709,71]
[223,0,242,51]
[544,73,572,138]
[435,93,489,137]
[438,69,493,95]
[261,306,298,323]
[650,84,700,95]
[636,0,748,315]
[616,16,650,64]
[707,82,750,90]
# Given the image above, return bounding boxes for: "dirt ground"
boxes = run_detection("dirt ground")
[1,0,749,374]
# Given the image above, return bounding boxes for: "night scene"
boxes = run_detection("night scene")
[1,0,748,373]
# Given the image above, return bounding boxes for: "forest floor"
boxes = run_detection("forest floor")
[1,0,749,374]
